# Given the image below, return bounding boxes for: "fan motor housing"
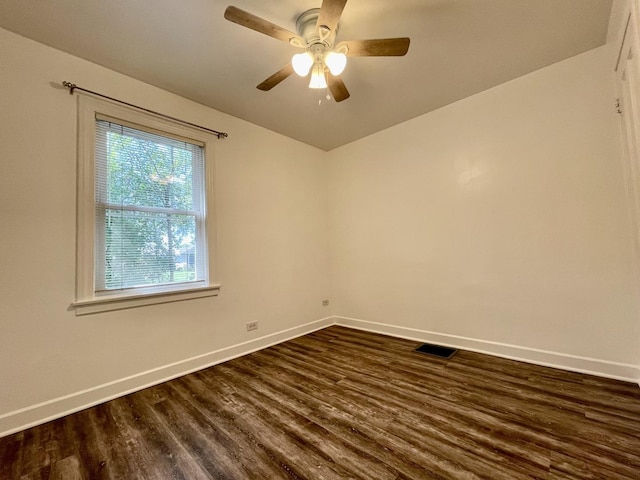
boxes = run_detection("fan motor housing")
[296,8,338,48]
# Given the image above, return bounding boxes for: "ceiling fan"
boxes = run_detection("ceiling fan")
[224,0,410,102]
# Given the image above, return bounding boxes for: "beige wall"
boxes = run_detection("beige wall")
[328,44,640,367]
[0,28,330,432]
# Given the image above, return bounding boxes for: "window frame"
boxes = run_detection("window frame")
[74,95,219,315]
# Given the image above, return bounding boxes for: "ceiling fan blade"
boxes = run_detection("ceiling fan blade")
[328,74,350,102]
[225,6,303,44]
[316,0,348,34]
[257,64,294,91]
[337,38,410,57]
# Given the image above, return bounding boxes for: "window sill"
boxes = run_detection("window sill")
[73,284,221,315]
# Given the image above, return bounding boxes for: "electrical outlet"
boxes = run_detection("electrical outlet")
[246,321,258,331]
[322,299,329,306]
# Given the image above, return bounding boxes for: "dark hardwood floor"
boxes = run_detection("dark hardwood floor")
[2,325,640,479]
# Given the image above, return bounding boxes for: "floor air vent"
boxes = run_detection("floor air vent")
[415,343,457,359]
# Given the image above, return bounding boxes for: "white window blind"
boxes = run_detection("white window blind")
[94,117,207,293]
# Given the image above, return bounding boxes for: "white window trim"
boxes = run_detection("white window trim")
[73,95,219,315]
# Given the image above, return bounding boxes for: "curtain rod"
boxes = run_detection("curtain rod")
[62,81,228,139]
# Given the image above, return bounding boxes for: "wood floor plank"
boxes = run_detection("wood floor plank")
[108,393,190,479]
[1,433,23,479]
[190,369,347,479]
[148,383,260,478]
[237,350,526,478]
[2,325,640,479]
[47,455,84,480]
[215,363,386,479]
[162,378,287,479]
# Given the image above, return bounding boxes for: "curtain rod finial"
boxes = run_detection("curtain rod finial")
[62,81,76,94]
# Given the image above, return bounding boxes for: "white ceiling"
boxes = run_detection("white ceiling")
[0,0,612,150]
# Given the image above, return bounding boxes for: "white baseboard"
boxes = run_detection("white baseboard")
[334,316,640,384]
[0,317,334,439]
[2,314,638,438]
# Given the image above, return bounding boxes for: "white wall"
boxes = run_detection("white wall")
[0,28,331,434]
[2,11,640,437]
[328,44,640,377]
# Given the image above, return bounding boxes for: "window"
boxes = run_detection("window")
[74,96,219,315]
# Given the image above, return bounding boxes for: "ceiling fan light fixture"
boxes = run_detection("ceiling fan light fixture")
[224,2,411,101]
[324,51,347,76]
[292,52,313,76]
[309,63,328,89]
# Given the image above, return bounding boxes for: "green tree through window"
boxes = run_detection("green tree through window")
[96,120,205,291]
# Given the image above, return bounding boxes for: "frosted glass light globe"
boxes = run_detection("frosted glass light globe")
[309,63,328,89]
[324,51,347,76]
[292,52,313,76]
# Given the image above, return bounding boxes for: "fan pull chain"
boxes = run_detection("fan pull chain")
[316,88,332,107]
